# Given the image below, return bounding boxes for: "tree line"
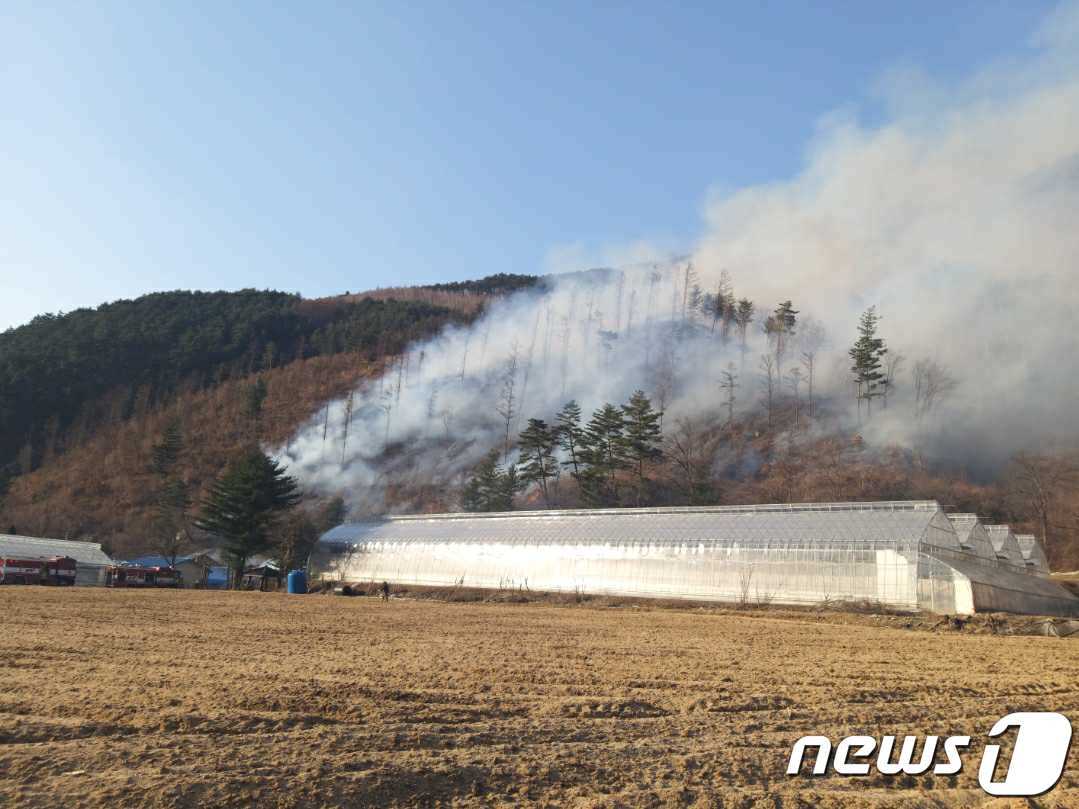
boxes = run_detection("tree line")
[462,297,968,515]
[463,390,664,511]
[142,388,339,587]
[0,288,473,486]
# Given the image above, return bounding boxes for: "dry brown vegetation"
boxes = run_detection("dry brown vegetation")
[2,588,1077,808]
[329,288,491,317]
[0,353,379,556]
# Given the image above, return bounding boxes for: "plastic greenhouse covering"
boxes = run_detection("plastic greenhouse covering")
[984,526,1024,563]
[310,502,1079,617]
[945,514,997,561]
[1015,534,1050,574]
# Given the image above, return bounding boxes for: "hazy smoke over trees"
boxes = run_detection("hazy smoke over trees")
[277,1,1079,510]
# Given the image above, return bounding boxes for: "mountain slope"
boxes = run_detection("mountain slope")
[0,286,532,478]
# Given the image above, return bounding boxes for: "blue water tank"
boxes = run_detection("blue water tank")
[287,569,307,594]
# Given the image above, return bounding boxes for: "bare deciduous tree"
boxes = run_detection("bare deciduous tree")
[340,390,354,464]
[798,317,828,418]
[651,337,676,429]
[912,358,957,419]
[681,262,698,325]
[1008,452,1079,559]
[882,351,905,409]
[719,363,738,428]
[786,367,804,424]
[495,343,520,461]
[759,354,777,429]
[665,417,721,504]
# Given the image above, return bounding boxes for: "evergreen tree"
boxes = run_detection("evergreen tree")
[849,306,888,418]
[621,391,664,505]
[245,377,269,441]
[150,417,183,477]
[153,478,191,566]
[765,300,799,376]
[688,284,703,322]
[462,450,520,512]
[579,404,628,506]
[150,417,189,565]
[195,448,301,587]
[555,401,585,478]
[704,271,734,338]
[518,418,558,507]
[499,464,523,510]
[733,299,755,361]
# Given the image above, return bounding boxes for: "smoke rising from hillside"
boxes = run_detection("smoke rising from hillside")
[277,2,1079,509]
[691,1,1079,469]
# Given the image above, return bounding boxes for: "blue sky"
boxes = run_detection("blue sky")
[0,1,1058,330]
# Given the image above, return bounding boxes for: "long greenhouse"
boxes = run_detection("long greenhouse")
[310,501,1079,617]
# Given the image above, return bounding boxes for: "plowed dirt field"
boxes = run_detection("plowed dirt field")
[1,588,1076,807]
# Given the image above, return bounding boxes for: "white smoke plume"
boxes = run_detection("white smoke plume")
[278,2,1079,509]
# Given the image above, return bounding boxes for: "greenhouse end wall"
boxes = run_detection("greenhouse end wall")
[310,503,1079,617]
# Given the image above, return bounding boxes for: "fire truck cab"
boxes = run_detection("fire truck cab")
[44,556,77,585]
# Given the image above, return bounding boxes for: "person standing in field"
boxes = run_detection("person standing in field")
[380,581,390,601]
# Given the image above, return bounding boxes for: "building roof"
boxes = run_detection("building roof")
[319,501,960,550]
[984,525,1024,562]
[125,553,218,569]
[1015,534,1050,574]
[0,533,113,566]
[946,514,996,560]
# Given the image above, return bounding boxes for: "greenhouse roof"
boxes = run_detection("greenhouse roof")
[945,514,996,558]
[947,514,978,545]
[0,533,113,566]
[984,525,1023,561]
[322,501,958,549]
[1015,534,1050,572]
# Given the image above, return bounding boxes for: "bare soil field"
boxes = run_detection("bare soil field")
[1,588,1077,808]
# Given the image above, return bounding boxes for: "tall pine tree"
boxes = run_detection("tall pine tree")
[765,300,799,376]
[150,417,183,476]
[195,448,301,587]
[849,306,888,419]
[555,400,585,479]
[579,404,628,506]
[621,391,663,505]
[518,418,558,507]
[462,450,520,512]
[149,417,190,566]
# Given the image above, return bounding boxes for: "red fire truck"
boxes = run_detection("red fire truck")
[44,556,77,585]
[104,565,182,588]
[0,557,45,585]
[0,555,77,585]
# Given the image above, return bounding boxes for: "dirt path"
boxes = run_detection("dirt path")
[1,588,1076,807]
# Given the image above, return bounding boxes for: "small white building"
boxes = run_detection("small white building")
[0,533,114,586]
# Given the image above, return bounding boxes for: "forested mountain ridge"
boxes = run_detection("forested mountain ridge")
[1,271,1077,574]
[0,284,536,482]
[0,277,539,555]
